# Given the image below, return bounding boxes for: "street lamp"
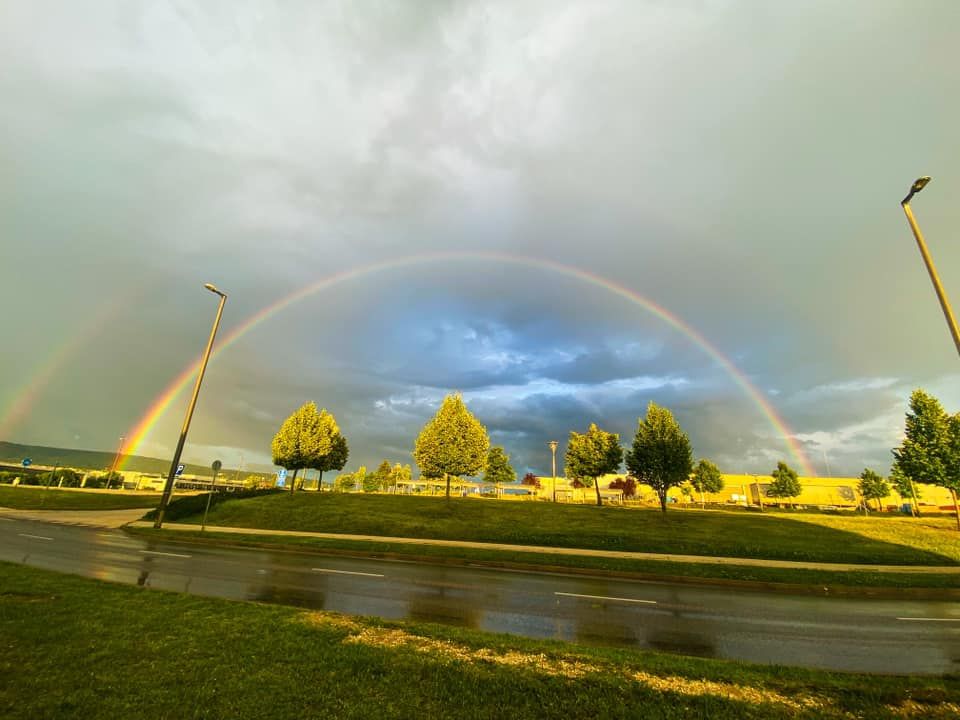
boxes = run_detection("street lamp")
[900,176,960,358]
[548,441,558,502]
[154,283,227,529]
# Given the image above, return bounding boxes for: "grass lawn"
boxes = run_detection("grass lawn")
[0,485,158,511]
[128,527,960,592]
[155,492,960,566]
[1,562,957,719]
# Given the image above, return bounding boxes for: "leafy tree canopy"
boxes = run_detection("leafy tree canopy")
[565,423,622,506]
[858,468,890,510]
[271,402,349,495]
[892,389,948,489]
[484,446,516,485]
[691,459,724,495]
[767,461,802,500]
[624,402,693,513]
[413,393,490,498]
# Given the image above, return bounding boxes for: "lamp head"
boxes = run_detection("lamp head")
[902,176,932,205]
[204,283,225,297]
[911,176,931,194]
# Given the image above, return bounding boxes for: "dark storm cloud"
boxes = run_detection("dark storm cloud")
[2,1,959,478]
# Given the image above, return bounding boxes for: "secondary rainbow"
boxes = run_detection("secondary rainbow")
[120,251,816,475]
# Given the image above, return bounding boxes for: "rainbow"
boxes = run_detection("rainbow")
[120,251,816,474]
[0,293,135,442]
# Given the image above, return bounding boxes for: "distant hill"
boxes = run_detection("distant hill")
[0,440,216,476]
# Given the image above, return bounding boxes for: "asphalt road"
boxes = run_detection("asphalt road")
[2,515,959,674]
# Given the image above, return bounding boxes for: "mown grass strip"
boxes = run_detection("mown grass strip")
[0,485,158,511]
[1,562,957,719]
[155,492,960,566]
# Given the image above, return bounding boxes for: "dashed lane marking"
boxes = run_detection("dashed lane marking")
[555,591,657,604]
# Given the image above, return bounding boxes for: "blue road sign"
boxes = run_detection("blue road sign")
[277,468,287,487]
[175,464,185,477]
[21,458,31,467]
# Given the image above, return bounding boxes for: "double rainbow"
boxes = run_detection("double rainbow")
[117,251,815,475]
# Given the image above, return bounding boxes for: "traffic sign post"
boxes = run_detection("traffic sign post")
[201,460,222,532]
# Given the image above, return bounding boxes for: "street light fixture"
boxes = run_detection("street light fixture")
[548,441,558,502]
[900,176,960,358]
[154,283,227,529]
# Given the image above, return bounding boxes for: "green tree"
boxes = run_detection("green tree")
[566,423,623,507]
[889,465,920,516]
[690,458,724,508]
[892,389,952,523]
[413,393,490,499]
[483,446,516,485]
[943,413,960,530]
[271,402,349,496]
[858,468,890,513]
[390,463,412,491]
[370,460,393,492]
[767,461,802,507]
[624,402,693,513]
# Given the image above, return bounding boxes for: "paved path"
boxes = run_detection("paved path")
[128,520,960,574]
[0,507,148,529]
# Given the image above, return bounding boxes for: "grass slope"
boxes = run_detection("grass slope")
[0,486,158,511]
[1,562,957,719]
[173,493,960,566]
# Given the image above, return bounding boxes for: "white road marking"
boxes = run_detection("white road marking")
[140,550,192,559]
[17,533,53,541]
[896,617,960,622]
[312,567,385,578]
[555,591,657,605]
[0,517,15,521]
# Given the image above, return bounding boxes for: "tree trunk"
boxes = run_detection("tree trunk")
[952,489,960,532]
[594,477,602,506]
[289,468,299,497]
[445,473,450,500]
[317,470,323,492]
[659,490,667,514]
[700,490,705,509]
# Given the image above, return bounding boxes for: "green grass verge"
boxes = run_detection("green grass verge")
[162,492,960,566]
[127,527,960,592]
[1,562,957,719]
[0,485,158,511]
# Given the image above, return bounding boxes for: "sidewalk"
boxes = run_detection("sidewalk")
[128,520,960,574]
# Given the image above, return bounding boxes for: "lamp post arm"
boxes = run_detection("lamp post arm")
[901,201,960,359]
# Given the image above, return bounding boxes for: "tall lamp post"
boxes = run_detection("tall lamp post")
[548,440,558,502]
[901,177,960,529]
[901,176,960,358]
[108,435,125,489]
[154,283,227,529]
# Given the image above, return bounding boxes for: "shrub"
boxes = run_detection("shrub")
[608,476,637,498]
[142,488,284,522]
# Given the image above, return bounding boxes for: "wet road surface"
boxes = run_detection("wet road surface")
[2,515,959,674]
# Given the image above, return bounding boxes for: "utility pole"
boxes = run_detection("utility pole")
[108,435,125,489]
[548,441,558,502]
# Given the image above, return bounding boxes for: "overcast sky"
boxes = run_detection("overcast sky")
[2,1,960,478]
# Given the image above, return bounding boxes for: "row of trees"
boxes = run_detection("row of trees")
[271,395,736,513]
[264,386,960,526]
